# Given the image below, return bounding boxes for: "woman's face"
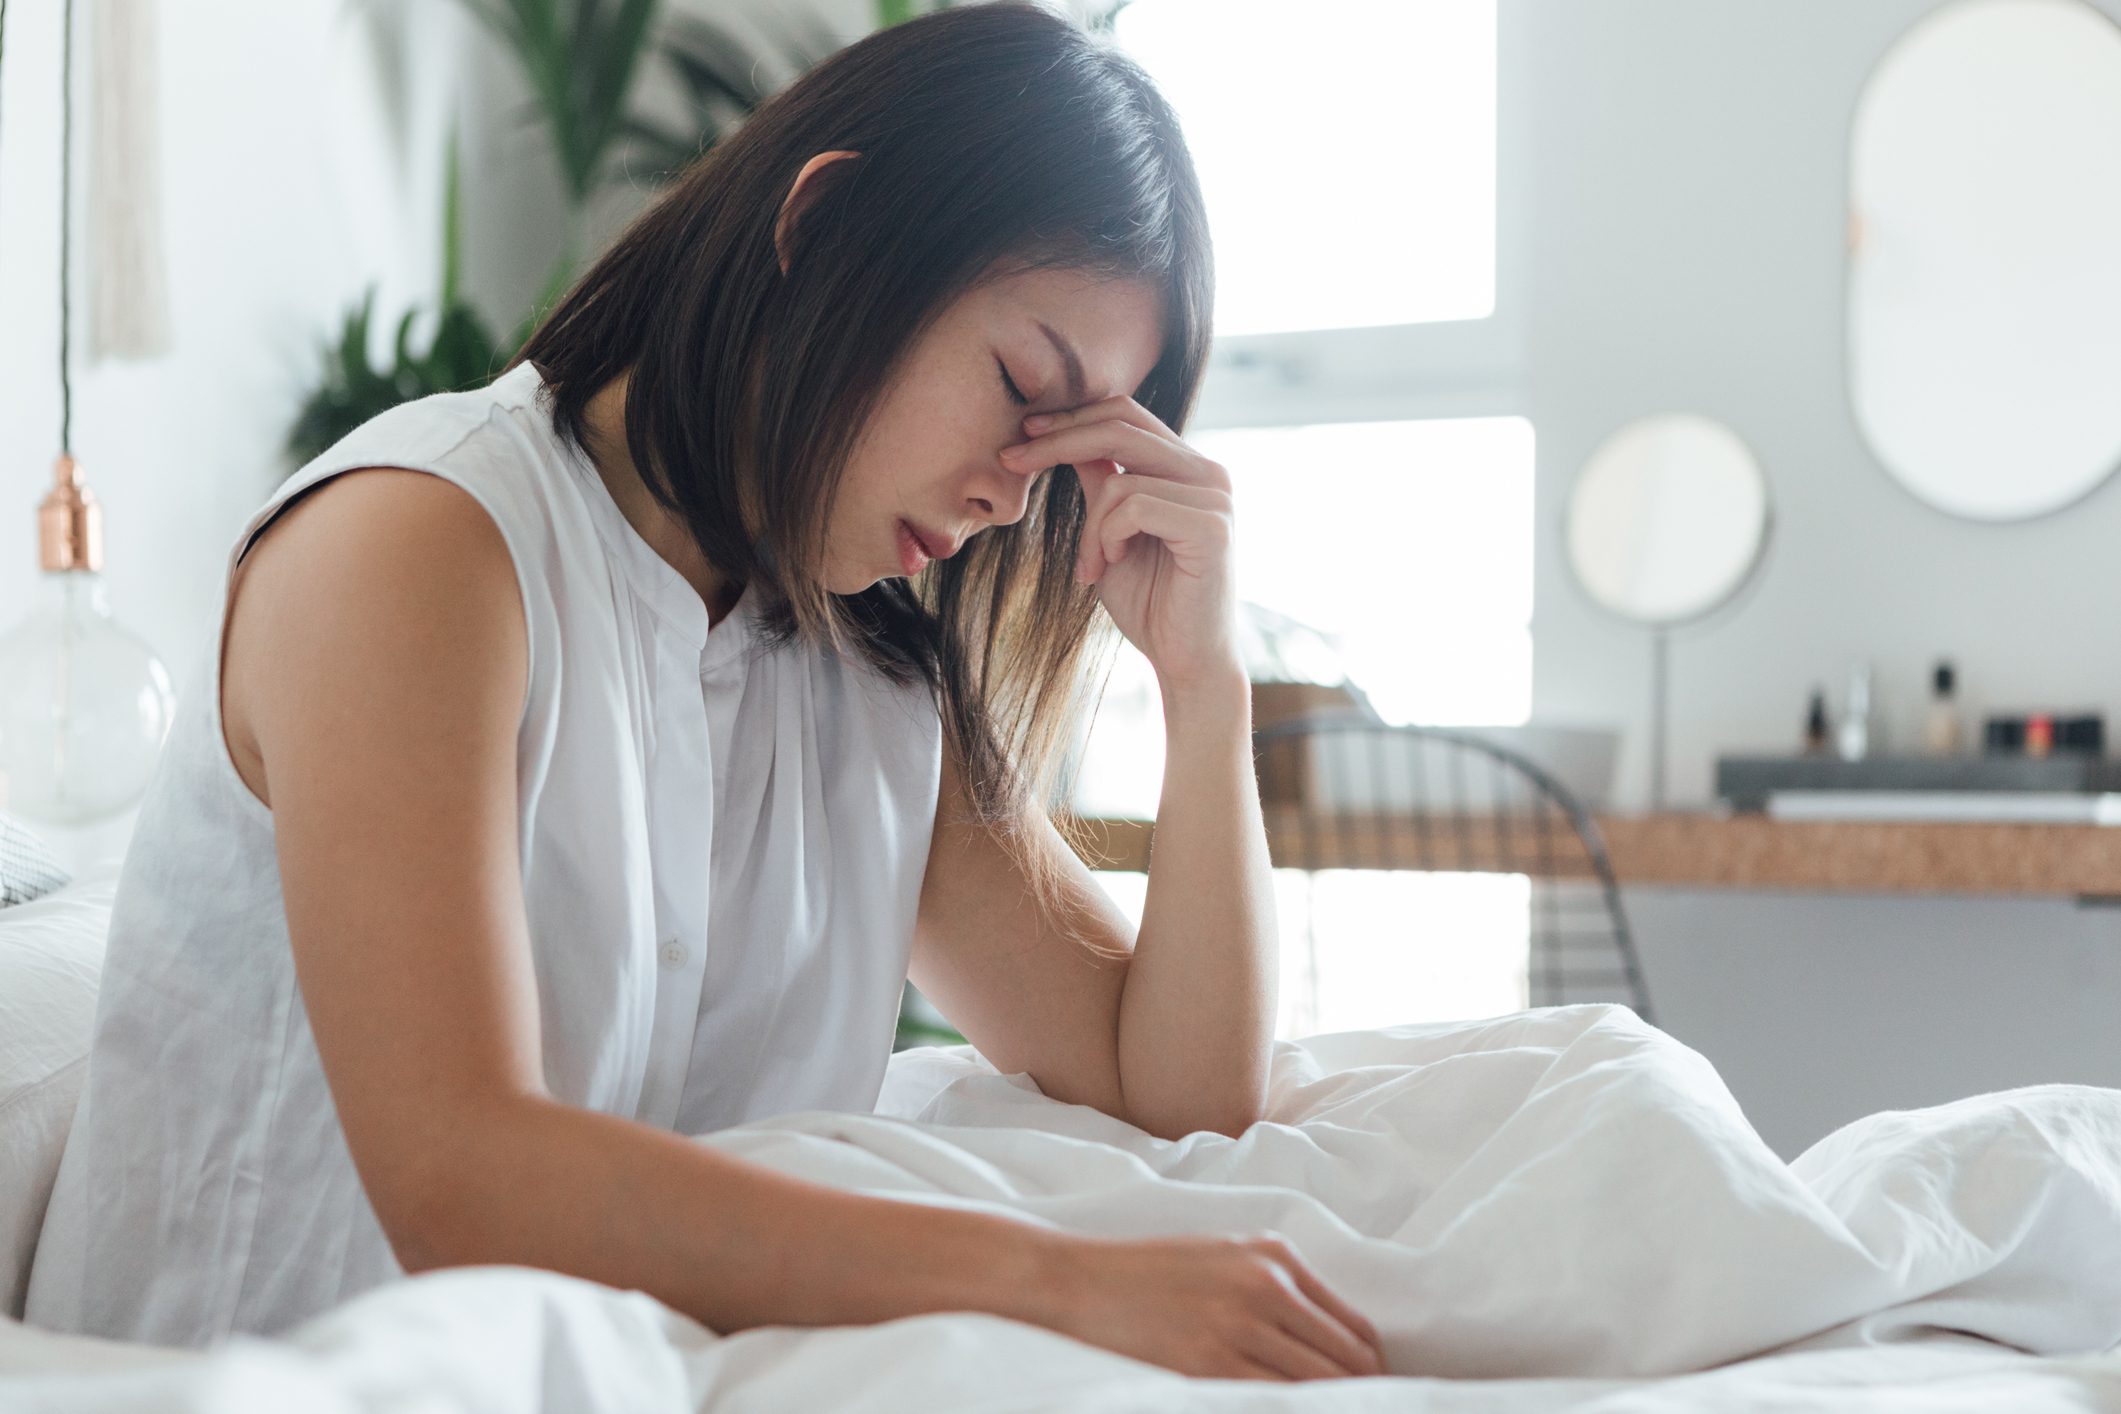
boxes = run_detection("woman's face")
[821,262,1167,594]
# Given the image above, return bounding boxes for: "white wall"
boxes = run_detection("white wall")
[1630,887,2121,1160]
[1514,0,2121,1156]
[1524,0,2121,809]
[0,0,1114,873]
[0,2,502,868]
[0,0,772,871]
[1,2,485,683]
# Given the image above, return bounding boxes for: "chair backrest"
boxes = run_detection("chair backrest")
[1251,713,1655,1025]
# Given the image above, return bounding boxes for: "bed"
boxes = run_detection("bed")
[5,860,2121,1411]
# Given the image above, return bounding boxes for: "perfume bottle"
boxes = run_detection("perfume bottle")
[1836,662,1875,762]
[0,456,176,824]
[1924,659,1962,757]
[1802,688,1830,756]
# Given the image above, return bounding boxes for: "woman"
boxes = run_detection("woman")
[26,2,1385,1384]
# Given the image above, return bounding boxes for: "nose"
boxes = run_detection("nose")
[968,456,1039,528]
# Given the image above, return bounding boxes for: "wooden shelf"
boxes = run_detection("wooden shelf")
[1072,812,2121,897]
[1596,814,2121,896]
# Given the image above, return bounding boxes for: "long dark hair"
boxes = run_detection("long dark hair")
[512,2,1214,954]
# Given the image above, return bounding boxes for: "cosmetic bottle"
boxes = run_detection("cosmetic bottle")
[1836,663,1874,762]
[1802,689,1830,756]
[2026,713,2055,758]
[1923,660,1961,757]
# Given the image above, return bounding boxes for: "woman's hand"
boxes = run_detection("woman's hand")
[1001,399,1240,694]
[1029,1229,1389,1382]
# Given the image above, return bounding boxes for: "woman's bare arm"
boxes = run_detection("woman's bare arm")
[1116,667,1278,1141]
[221,467,1383,1380]
[221,467,1069,1333]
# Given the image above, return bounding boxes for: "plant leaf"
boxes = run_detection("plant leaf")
[441,118,465,310]
[393,307,420,375]
[576,0,661,188]
[506,252,578,354]
[336,286,376,380]
[663,14,771,108]
[755,8,844,72]
[615,112,704,186]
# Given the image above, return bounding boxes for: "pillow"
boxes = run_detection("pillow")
[0,812,71,910]
[0,865,119,1321]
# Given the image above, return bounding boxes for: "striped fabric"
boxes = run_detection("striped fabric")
[0,812,71,909]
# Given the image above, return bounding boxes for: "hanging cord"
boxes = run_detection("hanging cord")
[59,0,75,456]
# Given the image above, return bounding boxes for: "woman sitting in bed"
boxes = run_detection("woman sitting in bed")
[23,0,1383,1385]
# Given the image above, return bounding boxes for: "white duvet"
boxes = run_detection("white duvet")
[6,1004,2121,1411]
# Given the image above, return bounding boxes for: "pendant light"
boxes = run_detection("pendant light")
[0,0,177,825]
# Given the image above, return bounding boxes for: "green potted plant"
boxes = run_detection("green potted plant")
[288,1,843,463]
[286,126,506,464]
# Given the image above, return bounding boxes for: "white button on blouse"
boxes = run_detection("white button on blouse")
[24,361,944,1349]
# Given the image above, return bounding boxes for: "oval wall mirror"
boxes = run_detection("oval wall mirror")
[1565,414,1772,626]
[1849,0,2121,521]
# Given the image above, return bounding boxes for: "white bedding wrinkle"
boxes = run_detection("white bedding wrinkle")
[6,1004,2121,1412]
[728,1003,2121,1379]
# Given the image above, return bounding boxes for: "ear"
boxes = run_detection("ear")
[775,149,863,276]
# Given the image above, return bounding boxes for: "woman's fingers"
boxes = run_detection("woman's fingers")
[1078,475,1230,582]
[1001,414,1228,492]
[1266,1281,1385,1378]
[1275,1256,1386,1366]
[1082,483,1232,584]
[1243,1235,1386,1374]
[1020,392,1176,444]
[1002,398,1234,584]
[1248,1318,1368,1380]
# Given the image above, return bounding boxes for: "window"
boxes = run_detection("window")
[1076,5,1530,1038]
[1073,419,1534,1037]
[1213,416,1532,726]
[1112,0,1497,335]
[1071,415,1534,820]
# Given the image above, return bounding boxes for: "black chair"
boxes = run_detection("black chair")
[1250,710,1655,1026]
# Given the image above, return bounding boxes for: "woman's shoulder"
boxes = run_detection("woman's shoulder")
[299,373,525,474]
[284,367,558,505]
[219,464,534,811]
[242,371,582,591]
[231,469,530,681]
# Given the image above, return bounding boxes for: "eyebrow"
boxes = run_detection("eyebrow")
[1036,319,1089,407]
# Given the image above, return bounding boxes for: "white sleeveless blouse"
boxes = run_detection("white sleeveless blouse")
[23,361,944,1349]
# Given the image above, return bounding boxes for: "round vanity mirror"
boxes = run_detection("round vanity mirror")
[1849,0,2121,521]
[1565,414,1772,626]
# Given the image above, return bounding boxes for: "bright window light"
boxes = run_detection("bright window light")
[1094,868,1529,1039]
[1112,0,1498,336]
[1073,417,1534,1035]
[1214,415,1533,727]
[1072,415,1534,816]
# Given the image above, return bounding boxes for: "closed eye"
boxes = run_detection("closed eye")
[997,359,1029,407]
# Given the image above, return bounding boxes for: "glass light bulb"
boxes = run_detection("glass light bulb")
[0,569,176,825]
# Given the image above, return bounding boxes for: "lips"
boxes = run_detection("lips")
[896,519,958,576]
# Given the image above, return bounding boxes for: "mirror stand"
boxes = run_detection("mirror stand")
[1565,414,1772,810]
[1649,626,1669,811]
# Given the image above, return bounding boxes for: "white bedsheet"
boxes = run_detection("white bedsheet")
[6,1003,2121,1411]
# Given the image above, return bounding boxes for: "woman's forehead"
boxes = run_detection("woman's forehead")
[977,267,1165,395]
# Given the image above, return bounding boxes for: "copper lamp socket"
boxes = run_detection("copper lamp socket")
[37,454,104,573]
